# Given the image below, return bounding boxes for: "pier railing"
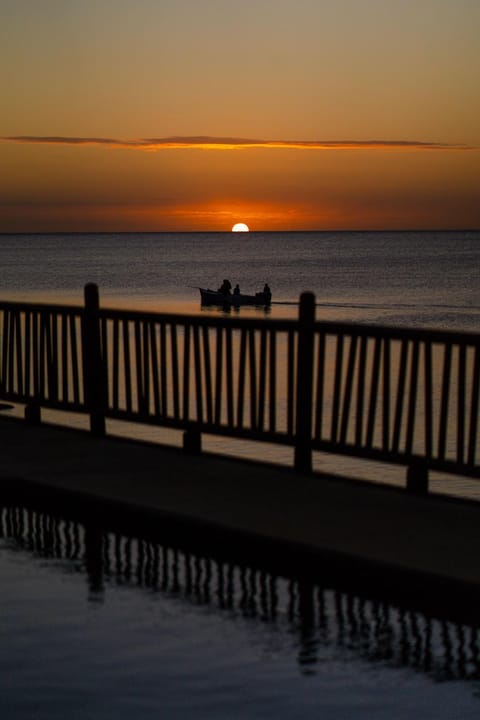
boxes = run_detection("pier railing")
[0,284,479,492]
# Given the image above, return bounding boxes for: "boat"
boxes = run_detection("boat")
[199,288,272,307]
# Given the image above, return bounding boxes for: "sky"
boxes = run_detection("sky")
[1,0,479,232]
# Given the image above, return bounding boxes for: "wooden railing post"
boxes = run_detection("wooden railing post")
[25,401,41,425]
[183,424,202,454]
[294,292,316,473]
[83,283,106,436]
[406,461,429,495]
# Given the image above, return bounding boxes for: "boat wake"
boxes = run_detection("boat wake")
[272,300,480,311]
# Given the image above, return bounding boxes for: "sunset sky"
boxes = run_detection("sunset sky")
[1,0,479,232]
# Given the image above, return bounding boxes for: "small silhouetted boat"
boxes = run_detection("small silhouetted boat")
[199,288,272,307]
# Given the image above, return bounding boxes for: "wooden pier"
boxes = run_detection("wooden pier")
[0,285,479,491]
[1,286,479,622]
[0,415,479,623]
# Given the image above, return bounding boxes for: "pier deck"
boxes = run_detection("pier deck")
[1,416,479,620]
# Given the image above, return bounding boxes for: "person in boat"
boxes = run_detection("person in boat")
[218,279,232,295]
[233,283,241,296]
[263,283,272,302]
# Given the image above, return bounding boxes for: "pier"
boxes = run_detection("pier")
[1,414,480,623]
[1,286,480,622]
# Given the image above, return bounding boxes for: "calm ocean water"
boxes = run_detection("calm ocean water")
[0,230,479,329]
[1,231,480,717]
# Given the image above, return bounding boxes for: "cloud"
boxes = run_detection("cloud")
[1,135,475,152]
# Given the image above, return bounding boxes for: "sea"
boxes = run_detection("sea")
[0,231,478,332]
[0,230,479,718]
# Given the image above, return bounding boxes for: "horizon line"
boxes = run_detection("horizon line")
[1,228,478,235]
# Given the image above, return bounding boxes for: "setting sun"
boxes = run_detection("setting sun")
[232,223,249,232]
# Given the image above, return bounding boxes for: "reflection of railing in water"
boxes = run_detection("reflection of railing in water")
[1,503,479,682]
[0,284,479,490]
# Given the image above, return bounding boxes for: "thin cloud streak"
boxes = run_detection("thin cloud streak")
[1,136,475,151]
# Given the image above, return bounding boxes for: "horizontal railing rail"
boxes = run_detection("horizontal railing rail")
[0,284,478,492]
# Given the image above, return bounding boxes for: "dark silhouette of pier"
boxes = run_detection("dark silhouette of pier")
[0,285,479,622]
[2,497,479,681]
[1,284,479,488]
[0,416,479,623]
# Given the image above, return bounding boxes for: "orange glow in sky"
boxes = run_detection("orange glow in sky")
[1,1,479,232]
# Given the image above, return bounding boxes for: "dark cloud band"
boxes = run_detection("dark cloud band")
[1,136,474,151]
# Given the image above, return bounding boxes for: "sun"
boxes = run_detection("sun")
[232,222,250,232]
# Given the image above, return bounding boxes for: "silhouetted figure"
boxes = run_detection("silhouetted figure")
[233,284,241,295]
[218,279,232,295]
[263,283,272,302]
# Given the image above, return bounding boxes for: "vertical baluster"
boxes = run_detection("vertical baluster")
[170,323,180,419]
[331,334,344,443]
[33,312,40,398]
[214,326,223,424]
[192,324,203,422]
[160,322,168,416]
[314,331,325,441]
[122,318,132,413]
[340,334,357,445]
[226,326,234,427]
[248,328,257,429]
[24,311,31,398]
[237,328,247,428]
[424,340,433,458]
[3,311,10,394]
[39,312,46,399]
[150,322,161,416]
[438,343,452,460]
[51,312,59,401]
[112,319,119,410]
[61,313,68,402]
[365,336,381,448]
[467,344,479,466]
[134,320,144,414]
[0,309,8,395]
[457,343,466,464]
[287,329,295,436]
[182,323,191,420]
[405,340,420,455]
[15,309,23,396]
[70,314,80,405]
[392,339,409,454]
[8,309,16,394]
[42,312,51,399]
[100,316,109,412]
[141,320,150,416]
[383,337,390,452]
[0,310,6,394]
[142,321,150,415]
[43,312,54,399]
[355,335,367,447]
[258,328,267,431]
[202,326,213,423]
[268,330,276,433]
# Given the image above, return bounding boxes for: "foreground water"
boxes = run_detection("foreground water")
[0,231,479,716]
[1,502,480,719]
